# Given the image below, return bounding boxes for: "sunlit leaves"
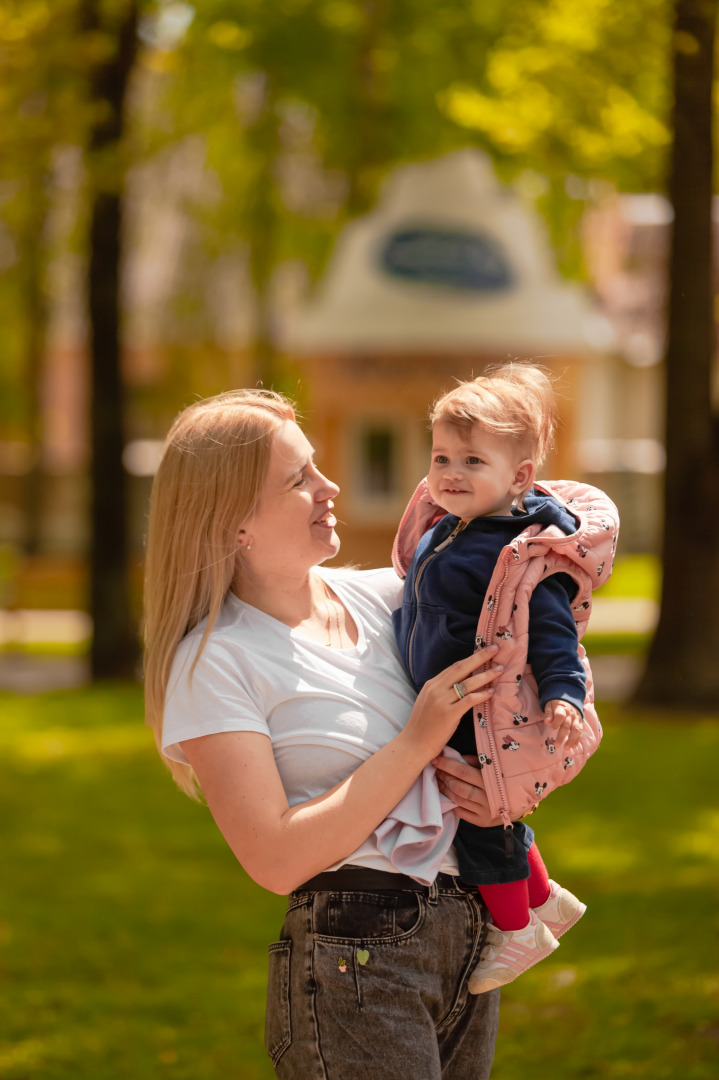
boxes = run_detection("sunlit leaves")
[439,82,555,152]
[600,87,670,158]
[319,1,363,31]
[0,0,52,42]
[206,21,253,51]
[438,0,672,187]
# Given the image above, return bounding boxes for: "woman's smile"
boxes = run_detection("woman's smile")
[313,504,337,529]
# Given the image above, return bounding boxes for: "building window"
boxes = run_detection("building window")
[359,427,397,497]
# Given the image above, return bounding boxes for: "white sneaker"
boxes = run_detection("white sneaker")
[533,879,586,939]
[468,910,559,994]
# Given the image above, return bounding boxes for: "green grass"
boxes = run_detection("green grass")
[584,554,660,657]
[600,553,660,600]
[1,641,89,657]
[496,703,719,1079]
[582,631,651,656]
[1,685,717,1079]
[0,686,286,1080]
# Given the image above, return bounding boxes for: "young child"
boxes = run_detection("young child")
[393,363,615,994]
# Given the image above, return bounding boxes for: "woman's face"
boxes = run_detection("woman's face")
[239,420,340,576]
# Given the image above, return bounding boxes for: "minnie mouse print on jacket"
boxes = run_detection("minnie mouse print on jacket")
[392,479,619,829]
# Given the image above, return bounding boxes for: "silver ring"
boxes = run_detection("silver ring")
[453,681,466,701]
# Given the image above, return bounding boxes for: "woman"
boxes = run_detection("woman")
[144,389,505,1080]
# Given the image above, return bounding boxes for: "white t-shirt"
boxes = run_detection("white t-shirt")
[162,565,459,875]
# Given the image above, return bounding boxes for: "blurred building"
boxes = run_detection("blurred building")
[286,150,641,567]
[583,191,694,558]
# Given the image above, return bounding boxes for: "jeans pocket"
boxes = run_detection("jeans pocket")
[264,940,291,1067]
[316,891,425,941]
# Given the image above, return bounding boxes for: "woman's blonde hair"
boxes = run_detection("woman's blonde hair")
[143,388,295,797]
[430,362,557,476]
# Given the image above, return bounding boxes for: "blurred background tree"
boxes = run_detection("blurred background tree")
[634,0,718,706]
[81,0,140,679]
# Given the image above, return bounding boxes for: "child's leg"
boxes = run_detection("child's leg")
[467,834,561,995]
[453,821,534,930]
[525,842,587,938]
[477,879,530,931]
[451,820,559,994]
[475,838,550,929]
[468,838,592,994]
[523,841,586,938]
[526,842,551,908]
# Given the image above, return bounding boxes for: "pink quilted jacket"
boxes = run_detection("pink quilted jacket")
[392,479,620,828]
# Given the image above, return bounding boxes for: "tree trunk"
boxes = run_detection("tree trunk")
[633,0,719,707]
[83,0,139,679]
[247,75,280,389]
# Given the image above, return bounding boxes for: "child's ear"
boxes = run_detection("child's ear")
[511,459,536,494]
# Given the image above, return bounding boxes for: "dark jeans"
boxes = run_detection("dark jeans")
[265,875,500,1079]
[453,819,534,885]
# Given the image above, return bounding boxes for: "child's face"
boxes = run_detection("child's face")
[428,421,534,521]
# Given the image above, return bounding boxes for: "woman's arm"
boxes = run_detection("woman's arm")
[182,650,499,894]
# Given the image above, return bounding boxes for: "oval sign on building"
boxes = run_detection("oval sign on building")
[379,226,515,292]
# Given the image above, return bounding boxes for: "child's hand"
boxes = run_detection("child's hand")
[544,700,583,750]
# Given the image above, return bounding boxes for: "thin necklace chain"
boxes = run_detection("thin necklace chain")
[322,580,343,648]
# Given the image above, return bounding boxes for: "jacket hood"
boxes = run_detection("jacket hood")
[392,477,619,586]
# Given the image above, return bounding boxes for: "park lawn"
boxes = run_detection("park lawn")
[1,685,717,1080]
[584,554,659,657]
[598,553,660,601]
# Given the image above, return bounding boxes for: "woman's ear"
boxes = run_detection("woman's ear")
[511,459,536,495]
[237,529,254,552]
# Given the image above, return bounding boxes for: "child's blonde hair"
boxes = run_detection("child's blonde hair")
[143,388,296,797]
[430,362,557,474]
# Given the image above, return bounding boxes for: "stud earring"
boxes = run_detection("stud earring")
[246,543,252,551]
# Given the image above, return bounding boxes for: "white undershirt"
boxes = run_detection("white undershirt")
[162,565,459,875]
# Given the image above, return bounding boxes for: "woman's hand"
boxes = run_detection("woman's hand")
[401,647,502,760]
[431,753,505,828]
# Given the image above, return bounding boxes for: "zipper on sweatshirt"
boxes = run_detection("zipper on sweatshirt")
[477,548,514,841]
[433,518,468,552]
[407,519,468,682]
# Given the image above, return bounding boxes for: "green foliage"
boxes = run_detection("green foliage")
[0,0,689,410]
[0,0,147,427]
[127,0,679,300]
[1,685,717,1078]
[0,0,76,425]
[438,0,672,181]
